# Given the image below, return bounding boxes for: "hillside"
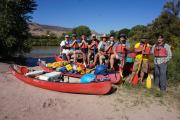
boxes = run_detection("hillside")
[29,23,100,37]
[29,23,72,37]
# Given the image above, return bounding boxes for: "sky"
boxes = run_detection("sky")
[31,0,165,33]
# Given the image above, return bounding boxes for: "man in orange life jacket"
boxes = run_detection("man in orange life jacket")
[151,35,172,92]
[110,34,130,70]
[87,34,99,65]
[79,34,89,65]
[69,34,81,62]
[130,36,151,84]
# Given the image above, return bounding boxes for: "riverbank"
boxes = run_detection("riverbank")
[0,62,180,120]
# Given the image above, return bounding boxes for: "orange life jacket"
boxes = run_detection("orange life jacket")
[90,41,98,50]
[154,44,167,57]
[106,46,113,54]
[137,43,151,55]
[72,41,79,48]
[81,42,88,49]
[115,44,126,53]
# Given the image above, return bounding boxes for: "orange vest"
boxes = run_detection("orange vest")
[154,44,167,57]
[72,41,79,48]
[138,43,151,55]
[106,46,113,54]
[115,44,126,53]
[81,42,88,49]
[90,41,98,50]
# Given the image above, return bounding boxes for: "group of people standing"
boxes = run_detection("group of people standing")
[60,33,172,92]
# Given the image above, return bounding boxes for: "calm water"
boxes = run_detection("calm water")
[26,46,60,57]
[25,46,60,67]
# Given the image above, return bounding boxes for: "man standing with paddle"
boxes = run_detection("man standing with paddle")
[151,34,172,92]
[130,36,151,85]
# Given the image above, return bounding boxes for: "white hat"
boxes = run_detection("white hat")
[65,35,69,38]
[101,34,108,38]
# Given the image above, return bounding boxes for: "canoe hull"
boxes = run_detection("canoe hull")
[9,65,111,95]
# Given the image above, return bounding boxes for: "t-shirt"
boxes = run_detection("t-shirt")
[60,40,71,53]
[98,41,108,51]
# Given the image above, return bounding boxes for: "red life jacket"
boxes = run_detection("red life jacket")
[72,41,79,48]
[90,40,98,50]
[115,43,126,53]
[154,44,167,57]
[106,46,113,54]
[137,43,151,55]
[81,42,88,49]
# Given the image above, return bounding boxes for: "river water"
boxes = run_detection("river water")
[25,46,60,67]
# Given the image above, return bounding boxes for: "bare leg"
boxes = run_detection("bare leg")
[73,51,77,63]
[140,71,145,83]
[99,55,105,64]
[110,54,116,69]
[87,51,92,64]
[66,53,71,62]
[93,53,100,65]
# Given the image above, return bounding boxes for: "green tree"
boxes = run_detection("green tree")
[118,28,130,36]
[163,0,180,17]
[128,25,148,40]
[72,25,91,37]
[0,0,37,57]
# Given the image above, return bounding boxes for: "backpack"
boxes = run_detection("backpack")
[94,65,108,75]
[80,74,96,83]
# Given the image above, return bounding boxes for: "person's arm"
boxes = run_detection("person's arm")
[165,44,172,62]
[70,40,77,47]
[151,45,155,55]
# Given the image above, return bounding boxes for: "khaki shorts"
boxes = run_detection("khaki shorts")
[132,59,148,73]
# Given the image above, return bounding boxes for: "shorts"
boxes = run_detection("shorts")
[89,49,98,54]
[81,48,88,53]
[62,49,70,54]
[132,59,148,73]
[116,53,125,60]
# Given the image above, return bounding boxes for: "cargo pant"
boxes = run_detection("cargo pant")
[154,63,167,91]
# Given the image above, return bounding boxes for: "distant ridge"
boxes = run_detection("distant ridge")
[29,22,101,37]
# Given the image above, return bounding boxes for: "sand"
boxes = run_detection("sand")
[0,62,179,120]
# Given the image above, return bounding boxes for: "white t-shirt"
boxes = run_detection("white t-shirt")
[60,40,70,54]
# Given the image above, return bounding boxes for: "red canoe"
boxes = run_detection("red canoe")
[38,62,121,84]
[9,65,111,95]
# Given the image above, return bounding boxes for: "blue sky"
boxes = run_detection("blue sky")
[31,0,165,33]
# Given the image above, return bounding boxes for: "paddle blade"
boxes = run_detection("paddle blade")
[146,74,152,89]
[132,73,139,85]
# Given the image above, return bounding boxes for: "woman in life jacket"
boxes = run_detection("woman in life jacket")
[151,34,172,92]
[69,34,81,62]
[110,34,130,70]
[60,35,71,61]
[129,35,151,84]
[93,34,108,65]
[79,34,89,65]
[87,34,99,65]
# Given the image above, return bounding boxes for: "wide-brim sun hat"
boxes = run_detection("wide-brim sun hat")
[101,34,109,38]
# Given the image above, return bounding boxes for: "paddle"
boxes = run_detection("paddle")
[146,58,152,89]
[132,43,147,86]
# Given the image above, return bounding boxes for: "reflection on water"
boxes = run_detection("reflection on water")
[25,46,60,67]
[26,46,60,57]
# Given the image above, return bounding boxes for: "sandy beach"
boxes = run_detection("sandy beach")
[0,62,180,120]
